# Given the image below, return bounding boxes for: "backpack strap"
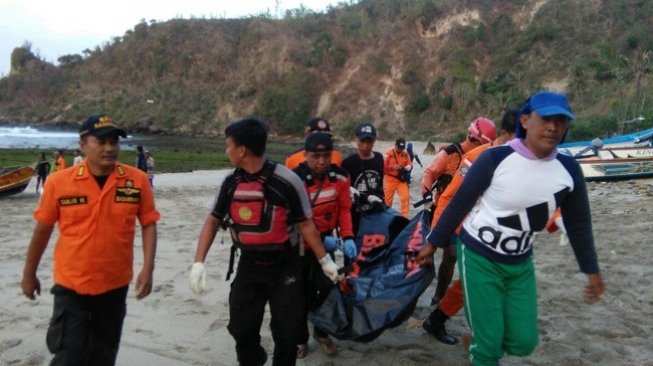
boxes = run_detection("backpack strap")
[224,160,278,280]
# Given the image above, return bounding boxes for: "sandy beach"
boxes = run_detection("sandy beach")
[1,141,652,366]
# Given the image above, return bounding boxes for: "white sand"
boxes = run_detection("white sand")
[1,141,652,365]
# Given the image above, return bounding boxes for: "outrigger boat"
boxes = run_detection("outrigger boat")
[579,157,653,182]
[560,127,653,150]
[0,165,35,197]
[558,130,653,181]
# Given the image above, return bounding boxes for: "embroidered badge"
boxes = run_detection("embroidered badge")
[115,185,141,203]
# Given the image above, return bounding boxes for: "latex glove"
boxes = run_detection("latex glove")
[342,239,357,259]
[189,262,207,294]
[350,186,360,202]
[367,195,383,204]
[350,186,360,197]
[318,254,340,283]
[323,236,340,252]
[405,164,413,171]
[555,216,569,246]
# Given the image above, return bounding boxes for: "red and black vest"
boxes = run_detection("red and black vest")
[225,161,292,250]
[294,163,339,235]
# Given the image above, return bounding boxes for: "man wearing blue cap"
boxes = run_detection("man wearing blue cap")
[417,91,604,365]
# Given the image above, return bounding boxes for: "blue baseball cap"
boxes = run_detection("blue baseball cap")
[517,91,574,138]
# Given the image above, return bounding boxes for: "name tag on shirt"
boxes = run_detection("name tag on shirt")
[59,196,88,206]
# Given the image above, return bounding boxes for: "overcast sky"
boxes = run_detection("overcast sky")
[0,0,346,76]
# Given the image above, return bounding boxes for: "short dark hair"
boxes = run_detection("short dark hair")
[225,118,269,157]
[500,109,519,134]
[137,145,144,152]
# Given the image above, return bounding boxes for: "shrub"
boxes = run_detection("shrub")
[407,93,431,115]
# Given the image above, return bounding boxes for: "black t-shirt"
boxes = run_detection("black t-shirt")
[341,152,384,199]
[36,161,51,176]
[93,174,109,189]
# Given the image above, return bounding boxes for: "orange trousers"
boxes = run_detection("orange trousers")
[383,175,409,217]
[439,278,464,318]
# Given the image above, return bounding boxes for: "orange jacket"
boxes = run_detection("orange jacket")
[55,156,66,172]
[421,139,478,195]
[34,162,160,295]
[383,147,411,180]
[431,142,493,228]
[284,148,343,170]
[545,209,563,233]
[294,163,354,245]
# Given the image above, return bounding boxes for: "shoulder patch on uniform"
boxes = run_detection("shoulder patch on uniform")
[59,196,88,206]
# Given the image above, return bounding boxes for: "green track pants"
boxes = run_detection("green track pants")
[457,241,539,366]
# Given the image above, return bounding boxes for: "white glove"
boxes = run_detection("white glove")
[318,254,340,283]
[350,186,360,197]
[554,217,569,246]
[350,186,360,202]
[554,216,567,234]
[189,262,207,294]
[405,164,413,171]
[367,195,383,204]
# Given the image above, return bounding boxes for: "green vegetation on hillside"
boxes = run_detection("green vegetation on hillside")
[1,0,652,143]
[0,139,304,173]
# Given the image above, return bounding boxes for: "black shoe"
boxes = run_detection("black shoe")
[423,317,459,345]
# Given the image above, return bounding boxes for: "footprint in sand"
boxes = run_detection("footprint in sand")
[208,318,228,331]
[0,338,22,355]
[133,328,155,336]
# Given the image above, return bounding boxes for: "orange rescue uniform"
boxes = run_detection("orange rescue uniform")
[295,163,354,244]
[383,147,411,217]
[55,156,66,171]
[421,139,478,203]
[285,148,343,170]
[34,162,160,295]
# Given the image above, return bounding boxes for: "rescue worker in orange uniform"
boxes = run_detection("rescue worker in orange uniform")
[421,117,496,304]
[21,115,159,366]
[284,117,343,170]
[54,149,66,171]
[293,133,357,358]
[189,118,340,366]
[383,138,412,217]
[423,111,515,345]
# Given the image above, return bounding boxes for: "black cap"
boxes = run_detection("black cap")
[305,132,333,152]
[79,115,127,138]
[355,122,377,140]
[305,117,331,133]
[395,138,406,149]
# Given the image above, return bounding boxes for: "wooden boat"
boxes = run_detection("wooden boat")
[560,127,653,149]
[0,165,35,197]
[578,158,653,182]
[569,145,653,160]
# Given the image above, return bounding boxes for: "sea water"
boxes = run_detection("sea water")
[0,126,149,150]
